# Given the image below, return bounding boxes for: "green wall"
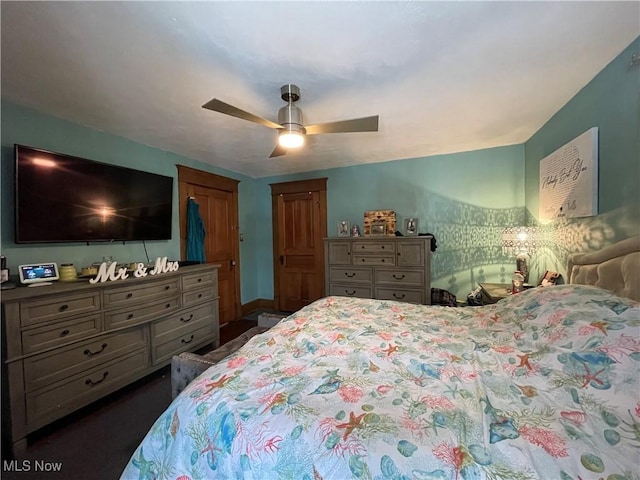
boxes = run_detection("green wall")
[256,144,525,298]
[524,37,640,282]
[0,101,524,302]
[0,102,261,302]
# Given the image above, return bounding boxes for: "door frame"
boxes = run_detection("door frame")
[177,165,241,320]
[270,177,328,311]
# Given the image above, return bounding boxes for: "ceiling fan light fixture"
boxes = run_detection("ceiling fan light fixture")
[278,130,305,149]
[202,83,379,158]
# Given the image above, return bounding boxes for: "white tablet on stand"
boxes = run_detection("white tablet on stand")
[18,263,60,286]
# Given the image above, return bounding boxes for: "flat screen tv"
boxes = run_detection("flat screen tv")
[15,144,173,243]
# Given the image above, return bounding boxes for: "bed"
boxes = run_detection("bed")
[120,237,640,479]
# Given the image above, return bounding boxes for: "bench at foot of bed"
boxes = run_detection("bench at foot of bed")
[171,326,269,398]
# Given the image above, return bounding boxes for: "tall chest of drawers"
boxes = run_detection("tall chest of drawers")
[324,237,432,304]
[1,263,219,456]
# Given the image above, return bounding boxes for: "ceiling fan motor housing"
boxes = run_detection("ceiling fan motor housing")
[278,101,305,134]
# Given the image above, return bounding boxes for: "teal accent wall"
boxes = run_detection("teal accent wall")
[0,102,261,303]
[1,101,525,302]
[256,145,525,298]
[524,37,640,281]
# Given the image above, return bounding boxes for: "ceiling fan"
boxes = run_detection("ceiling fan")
[202,84,379,158]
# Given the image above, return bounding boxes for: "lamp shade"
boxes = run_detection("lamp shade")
[502,227,537,256]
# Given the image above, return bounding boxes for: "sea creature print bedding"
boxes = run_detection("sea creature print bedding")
[121,284,640,480]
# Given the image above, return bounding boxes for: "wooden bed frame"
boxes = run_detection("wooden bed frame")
[567,235,640,301]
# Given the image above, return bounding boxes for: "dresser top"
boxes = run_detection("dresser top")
[324,235,433,241]
[1,263,219,302]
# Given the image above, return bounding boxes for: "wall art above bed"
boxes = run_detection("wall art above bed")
[539,127,598,221]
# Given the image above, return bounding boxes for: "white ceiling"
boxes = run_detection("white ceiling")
[2,2,638,179]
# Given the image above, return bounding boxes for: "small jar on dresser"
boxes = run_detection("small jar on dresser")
[324,236,432,305]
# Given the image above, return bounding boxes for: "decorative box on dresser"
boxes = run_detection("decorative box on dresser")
[1,263,219,456]
[324,236,432,304]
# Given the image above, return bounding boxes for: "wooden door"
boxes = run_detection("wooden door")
[177,166,241,324]
[271,178,327,312]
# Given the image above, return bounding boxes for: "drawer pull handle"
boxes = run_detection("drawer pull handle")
[381,246,385,249]
[126,293,133,299]
[60,329,70,337]
[361,259,365,262]
[59,304,69,312]
[381,259,385,263]
[198,293,203,298]
[344,272,356,278]
[165,285,170,290]
[85,371,109,386]
[197,278,203,283]
[84,343,108,357]
[393,274,405,280]
[181,335,195,344]
[393,293,406,299]
[345,290,356,296]
[166,303,172,309]
[180,314,194,323]
[127,313,134,320]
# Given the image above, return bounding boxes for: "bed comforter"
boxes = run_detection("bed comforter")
[121,285,640,479]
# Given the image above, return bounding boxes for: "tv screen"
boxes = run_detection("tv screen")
[15,145,173,243]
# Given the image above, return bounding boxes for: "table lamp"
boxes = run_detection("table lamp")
[502,227,537,284]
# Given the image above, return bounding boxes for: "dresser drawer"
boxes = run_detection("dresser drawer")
[19,293,101,327]
[352,241,395,253]
[329,267,372,284]
[329,284,373,299]
[183,286,217,307]
[26,348,149,429]
[103,278,180,309]
[22,314,103,354]
[104,297,180,330]
[153,323,216,365]
[151,303,216,344]
[182,270,218,293]
[375,287,424,304]
[375,269,424,286]
[24,326,148,392]
[352,255,395,266]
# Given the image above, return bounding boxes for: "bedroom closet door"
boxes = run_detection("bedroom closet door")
[271,178,327,312]
[177,165,241,325]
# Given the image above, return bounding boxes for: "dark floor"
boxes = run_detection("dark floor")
[0,318,259,480]
[219,318,260,345]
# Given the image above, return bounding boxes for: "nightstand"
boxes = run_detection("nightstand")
[478,282,512,304]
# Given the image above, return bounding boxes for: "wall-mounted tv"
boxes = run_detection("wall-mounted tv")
[15,144,173,243]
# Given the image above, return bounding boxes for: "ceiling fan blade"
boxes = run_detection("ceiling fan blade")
[202,98,283,130]
[269,143,288,158]
[305,115,379,135]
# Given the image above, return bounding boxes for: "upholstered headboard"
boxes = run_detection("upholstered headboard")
[567,236,640,302]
